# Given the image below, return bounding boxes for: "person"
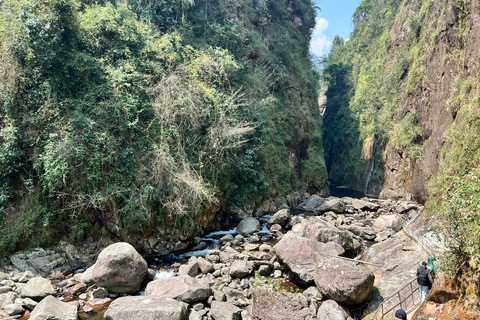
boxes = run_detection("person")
[417,261,433,302]
[427,256,438,276]
[395,309,407,320]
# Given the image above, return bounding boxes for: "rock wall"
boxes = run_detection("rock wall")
[323,0,480,203]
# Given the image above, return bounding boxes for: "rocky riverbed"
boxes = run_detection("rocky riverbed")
[0,194,431,320]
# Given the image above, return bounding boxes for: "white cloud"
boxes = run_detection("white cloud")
[310,18,332,56]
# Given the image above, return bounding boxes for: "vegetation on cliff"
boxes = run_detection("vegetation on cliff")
[0,0,326,253]
[322,0,480,282]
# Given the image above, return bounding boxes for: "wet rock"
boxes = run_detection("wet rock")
[313,258,374,305]
[275,233,344,283]
[145,277,212,303]
[192,242,208,251]
[236,218,260,236]
[209,301,242,320]
[267,209,290,228]
[92,242,148,294]
[69,282,87,295]
[104,296,188,320]
[316,300,350,320]
[251,286,316,320]
[29,295,77,320]
[20,277,56,301]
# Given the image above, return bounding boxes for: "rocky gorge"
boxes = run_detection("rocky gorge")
[0,193,430,320]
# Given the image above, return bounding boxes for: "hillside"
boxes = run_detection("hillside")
[0,0,327,254]
[322,0,480,315]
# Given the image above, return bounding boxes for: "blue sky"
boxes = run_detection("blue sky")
[310,0,364,56]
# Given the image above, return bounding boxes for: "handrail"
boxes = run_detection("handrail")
[370,278,421,320]
[402,218,447,258]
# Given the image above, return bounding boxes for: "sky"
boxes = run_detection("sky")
[310,0,364,57]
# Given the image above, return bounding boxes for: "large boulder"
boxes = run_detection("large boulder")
[251,286,316,320]
[20,277,56,301]
[29,295,77,320]
[145,277,212,303]
[104,296,188,320]
[297,195,325,211]
[372,215,404,233]
[351,199,380,211]
[209,301,242,320]
[0,292,17,309]
[267,209,291,228]
[236,218,260,235]
[274,233,344,283]
[305,221,361,256]
[92,242,148,294]
[9,243,89,277]
[313,258,374,305]
[316,300,350,320]
[315,199,346,214]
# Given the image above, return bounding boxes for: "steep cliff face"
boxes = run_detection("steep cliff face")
[0,0,326,254]
[323,0,480,203]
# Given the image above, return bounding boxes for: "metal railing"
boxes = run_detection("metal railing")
[370,277,420,320]
[369,217,447,319]
[402,219,447,258]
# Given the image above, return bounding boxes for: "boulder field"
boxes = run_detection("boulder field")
[0,194,431,320]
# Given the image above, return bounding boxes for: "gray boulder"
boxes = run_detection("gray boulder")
[236,218,260,235]
[351,199,380,211]
[298,195,325,211]
[92,242,148,293]
[20,277,55,301]
[316,300,349,320]
[305,221,361,256]
[197,257,215,274]
[275,233,344,283]
[4,303,24,316]
[0,292,17,309]
[104,296,188,320]
[313,258,374,305]
[209,301,242,320]
[145,277,212,303]
[316,199,346,214]
[372,215,404,233]
[29,295,77,320]
[179,261,199,277]
[251,286,316,320]
[267,209,291,228]
[229,260,253,278]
